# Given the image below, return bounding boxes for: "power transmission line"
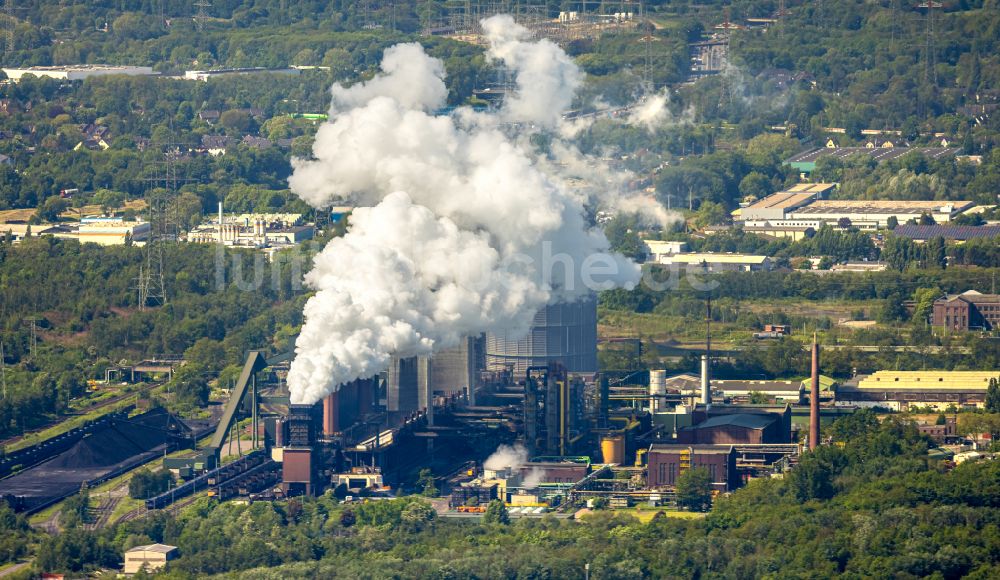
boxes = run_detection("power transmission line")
[193,0,211,31]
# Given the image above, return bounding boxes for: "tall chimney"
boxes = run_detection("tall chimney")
[809,333,820,450]
[322,392,339,437]
[700,354,710,406]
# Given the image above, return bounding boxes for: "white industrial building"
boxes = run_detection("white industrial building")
[655,252,772,272]
[789,200,975,229]
[185,211,313,247]
[3,65,156,82]
[734,183,836,221]
[78,218,151,246]
[642,240,687,262]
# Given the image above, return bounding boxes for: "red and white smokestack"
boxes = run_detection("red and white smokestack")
[809,333,820,450]
[700,354,710,406]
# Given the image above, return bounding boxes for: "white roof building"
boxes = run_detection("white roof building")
[3,65,156,82]
[124,543,177,575]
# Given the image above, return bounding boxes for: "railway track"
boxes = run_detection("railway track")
[116,492,203,525]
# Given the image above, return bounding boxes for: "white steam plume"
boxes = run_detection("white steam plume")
[483,443,542,489]
[286,16,646,405]
[628,93,670,131]
[484,443,529,472]
[483,15,583,129]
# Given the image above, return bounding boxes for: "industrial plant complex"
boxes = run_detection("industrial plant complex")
[1,2,999,576]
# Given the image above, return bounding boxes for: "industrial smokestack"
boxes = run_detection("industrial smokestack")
[322,392,339,437]
[700,355,710,406]
[809,333,820,450]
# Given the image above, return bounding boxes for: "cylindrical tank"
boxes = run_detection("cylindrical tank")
[649,369,667,396]
[600,435,625,465]
[486,295,597,377]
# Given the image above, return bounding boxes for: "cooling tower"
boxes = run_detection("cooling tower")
[486,295,598,377]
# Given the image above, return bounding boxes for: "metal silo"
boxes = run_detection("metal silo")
[486,295,598,377]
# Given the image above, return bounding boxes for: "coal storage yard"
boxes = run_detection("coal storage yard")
[0,408,207,513]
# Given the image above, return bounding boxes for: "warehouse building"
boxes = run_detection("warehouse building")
[3,65,157,82]
[735,183,836,221]
[836,370,997,411]
[675,413,788,445]
[712,380,804,404]
[78,218,151,246]
[892,225,1000,243]
[932,290,1000,331]
[124,544,178,575]
[642,240,687,262]
[646,444,738,491]
[655,252,772,272]
[1,222,78,243]
[705,222,816,241]
[788,200,975,229]
[785,146,961,174]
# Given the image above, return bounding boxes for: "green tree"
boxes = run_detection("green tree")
[482,499,510,525]
[171,365,210,408]
[604,213,645,260]
[36,196,69,223]
[693,200,728,228]
[738,171,772,200]
[128,468,173,499]
[675,467,712,511]
[417,468,437,497]
[987,378,1000,414]
[911,287,941,324]
[400,500,436,531]
[788,445,848,502]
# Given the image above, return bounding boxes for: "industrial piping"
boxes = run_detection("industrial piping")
[809,333,820,450]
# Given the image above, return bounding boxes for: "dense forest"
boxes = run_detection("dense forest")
[5,410,999,578]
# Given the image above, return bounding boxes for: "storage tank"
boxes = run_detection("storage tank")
[485,295,598,377]
[649,370,667,396]
[600,435,625,465]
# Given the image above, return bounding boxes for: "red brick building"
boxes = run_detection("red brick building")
[932,291,1000,331]
[646,444,738,492]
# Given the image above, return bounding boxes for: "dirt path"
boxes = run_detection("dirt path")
[0,560,33,577]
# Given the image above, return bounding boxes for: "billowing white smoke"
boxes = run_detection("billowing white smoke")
[484,443,529,472]
[482,16,583,129]
[483,443,542,489]
[286,16,653,405]
[628,92,670,131]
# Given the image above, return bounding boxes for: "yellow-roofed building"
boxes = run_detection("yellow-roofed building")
[836,371,998,411]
